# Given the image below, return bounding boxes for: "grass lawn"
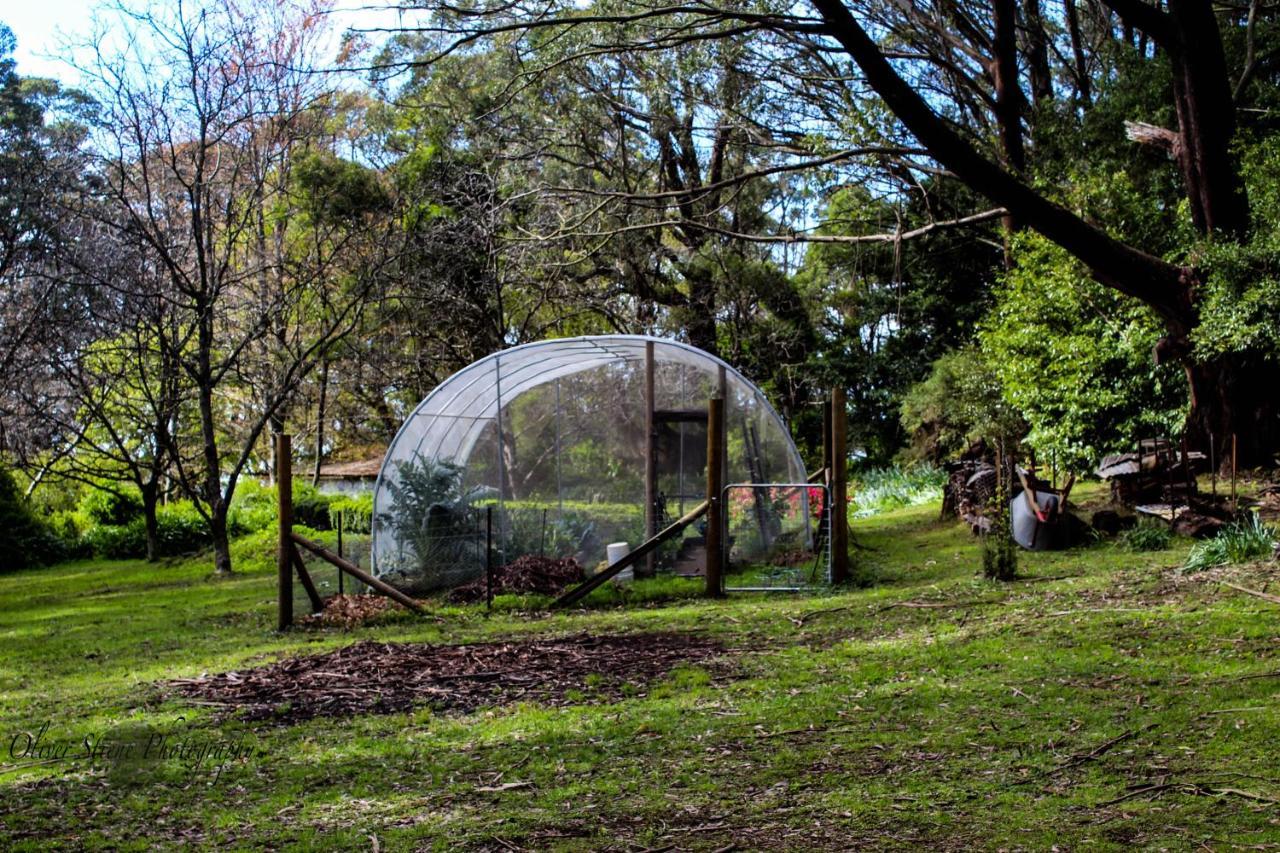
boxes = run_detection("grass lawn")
[1,488,1278,850]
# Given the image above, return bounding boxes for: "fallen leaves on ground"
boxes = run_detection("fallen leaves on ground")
[170,632,725,721]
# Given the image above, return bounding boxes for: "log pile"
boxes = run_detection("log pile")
[941,460,999,532]
[170,632,726,721]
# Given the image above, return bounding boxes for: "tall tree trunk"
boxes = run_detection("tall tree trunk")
[1165,0,1249,236]
[992,0,1025,256]
[1185,354,1280,471]
[312,358,329,486]
[1065,0,1092,105]
[684,262,718,355]
[209,504,233,576]
[197,314,232,574]
[140,481,160,562]
[1023,0,1054,104]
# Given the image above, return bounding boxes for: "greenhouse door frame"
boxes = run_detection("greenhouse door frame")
[718,481,831,593]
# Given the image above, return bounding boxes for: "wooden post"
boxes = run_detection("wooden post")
[830,387,849,585]
[643,340,657,577]
[289,547,325,614]
[821,398,833,490]
[276,433,293,631]
[705,396,725,597]
[337,512,344,596]
[1231,433,1238,511]
[486,506,494,610]
[1209,431,1217,497]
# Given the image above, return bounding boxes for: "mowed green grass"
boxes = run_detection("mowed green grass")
[1,489,1278,851]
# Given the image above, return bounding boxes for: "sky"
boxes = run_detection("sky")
[3,1,410,84]
[4,0,96,81]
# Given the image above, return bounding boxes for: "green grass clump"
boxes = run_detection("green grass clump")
[1183,512,1276,572]
[851,463,946,518]
[1119,519,1173,552]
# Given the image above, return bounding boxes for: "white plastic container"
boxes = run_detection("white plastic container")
[606,542,633,583]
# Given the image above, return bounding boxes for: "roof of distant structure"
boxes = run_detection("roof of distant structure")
[316,456,384,479]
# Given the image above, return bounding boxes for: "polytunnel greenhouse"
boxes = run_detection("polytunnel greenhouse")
[370,335,815,593]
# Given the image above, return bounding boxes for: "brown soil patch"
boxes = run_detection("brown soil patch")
[171,632,725,721]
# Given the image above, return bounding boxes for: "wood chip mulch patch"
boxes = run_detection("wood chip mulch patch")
[170,632,725,722]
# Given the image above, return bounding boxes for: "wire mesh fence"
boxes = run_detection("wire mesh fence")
[722,483,829,591]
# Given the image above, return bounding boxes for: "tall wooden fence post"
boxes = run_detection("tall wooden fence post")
[705,396,725,597]
[276,433,294,631]
[830,388,849,585]
[643,340,657,577]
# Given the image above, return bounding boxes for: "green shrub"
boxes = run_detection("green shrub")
[228,479,339,535]
[82,501,213,559]
[1119,519,1173,552]
[1183,513,1277,572]
[0,467,69,570]
[154,502,213,554]
[291,482,334,530]
[327,493,373,534]
[851,465,946,518]
[228,480,278,535]
[77,487,143,527]
[982,469,1018,581]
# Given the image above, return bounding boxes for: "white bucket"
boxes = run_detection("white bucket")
[606,542,633,583]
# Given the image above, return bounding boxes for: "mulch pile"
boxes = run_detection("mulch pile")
[448,555,585,603]
[299,594,398,629]
[170,632,724,721]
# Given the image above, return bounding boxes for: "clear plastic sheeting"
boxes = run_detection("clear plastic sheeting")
[371,335,807,592]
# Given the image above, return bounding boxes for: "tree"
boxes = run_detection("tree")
[0,23,94,463]
[77,0,393,573]
[379,0,1280,464]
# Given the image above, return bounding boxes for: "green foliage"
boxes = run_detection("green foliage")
[1118,519,1173,552]
[850,464,946,518]
[290,482,334,531]
[1191,138,1280,359]
[227,480,354,535]
[292,150,390,224]
[979,234,1186,470]
[381,456,478,582]
[77,487,143,527]
[327,493,373,534]
[1183,513,1277,573]
[795,182,1003,463]
[899,346,1024,462]
[80,501,212,559]
[227,480,278,535]
[0,466,68,570]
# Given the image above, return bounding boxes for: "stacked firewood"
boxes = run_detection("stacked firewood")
[942,459,999,532]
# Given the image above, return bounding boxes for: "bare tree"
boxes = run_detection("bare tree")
[77,0,391,572]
